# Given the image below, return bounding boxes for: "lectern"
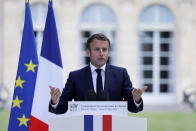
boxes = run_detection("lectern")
[49,101,147,131]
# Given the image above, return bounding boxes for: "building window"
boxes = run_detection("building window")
[139,5,175,94]
[80,4,117,65]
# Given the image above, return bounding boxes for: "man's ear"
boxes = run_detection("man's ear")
[86,49,90,57]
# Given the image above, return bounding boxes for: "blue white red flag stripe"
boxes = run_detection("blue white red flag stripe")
[29,115,48,130]
[94,115,102,131]
[103,115,112,131]
[84,115,93,131]
[84,115,112,131]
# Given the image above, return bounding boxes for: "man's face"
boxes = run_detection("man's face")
[86,39,110,68]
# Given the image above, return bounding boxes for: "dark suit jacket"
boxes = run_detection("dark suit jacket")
[49,64,143,114]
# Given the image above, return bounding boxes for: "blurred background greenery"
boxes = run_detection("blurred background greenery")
[1,110,196,131]
[0,111,9,131]
[131,112,196,131]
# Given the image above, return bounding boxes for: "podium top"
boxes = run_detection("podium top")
[66,101,128,116]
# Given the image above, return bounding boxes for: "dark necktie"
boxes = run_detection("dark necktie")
[95,69,103,94]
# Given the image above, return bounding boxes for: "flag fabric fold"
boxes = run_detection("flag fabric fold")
[29,1,65,130]
[8,2,38,131]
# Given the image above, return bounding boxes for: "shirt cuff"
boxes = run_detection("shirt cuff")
[50,100,59,109]
[134,100,141,107]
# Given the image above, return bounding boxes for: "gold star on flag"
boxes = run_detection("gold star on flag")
[17,114,30,127]
[15,76,25,89]
[24,60,37,73]
[12,96,23,109]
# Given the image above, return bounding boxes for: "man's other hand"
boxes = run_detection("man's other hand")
[132,86,148,103]
[49,86,61,105]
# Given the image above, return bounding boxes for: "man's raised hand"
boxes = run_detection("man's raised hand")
[132,86,148,103]
[49,86,61,105]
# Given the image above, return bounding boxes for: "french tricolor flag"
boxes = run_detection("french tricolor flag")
[29,1,64,130]
[84,115,112,131]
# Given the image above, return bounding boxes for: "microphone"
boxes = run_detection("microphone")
[84,90,97,101]
[97,91,109,101]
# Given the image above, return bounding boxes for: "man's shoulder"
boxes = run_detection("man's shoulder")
[107,64,126,71]
[108,65,130,79]
[70,65,89,75]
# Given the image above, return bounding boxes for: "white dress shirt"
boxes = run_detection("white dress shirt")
[90,63,106,93]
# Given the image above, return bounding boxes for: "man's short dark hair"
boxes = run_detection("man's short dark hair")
[86,33,111,50]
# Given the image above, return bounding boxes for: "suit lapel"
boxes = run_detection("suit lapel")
[104,64,111,91]
[85,66,94,91]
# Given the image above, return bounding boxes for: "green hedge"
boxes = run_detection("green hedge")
[0,111,9,131]
[129,112,196,131]
[1,111,196,131]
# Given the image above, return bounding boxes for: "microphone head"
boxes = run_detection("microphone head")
[97,91,109,101]
[85,90,97,101]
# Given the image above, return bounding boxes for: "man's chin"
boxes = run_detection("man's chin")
[99,62,106,67]
[96,63,106,68]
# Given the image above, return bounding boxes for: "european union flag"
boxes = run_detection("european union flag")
[8,2,38,131]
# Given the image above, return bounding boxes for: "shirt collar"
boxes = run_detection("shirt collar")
[90,63,106,73]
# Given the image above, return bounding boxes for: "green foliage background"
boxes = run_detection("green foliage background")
[0,111,196,131]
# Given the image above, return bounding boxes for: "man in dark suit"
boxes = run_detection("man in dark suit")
[49,33,147,114]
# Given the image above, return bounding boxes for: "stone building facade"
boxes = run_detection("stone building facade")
[0,0,196,107]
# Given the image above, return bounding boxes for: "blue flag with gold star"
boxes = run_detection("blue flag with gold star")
[8,2,38,131]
